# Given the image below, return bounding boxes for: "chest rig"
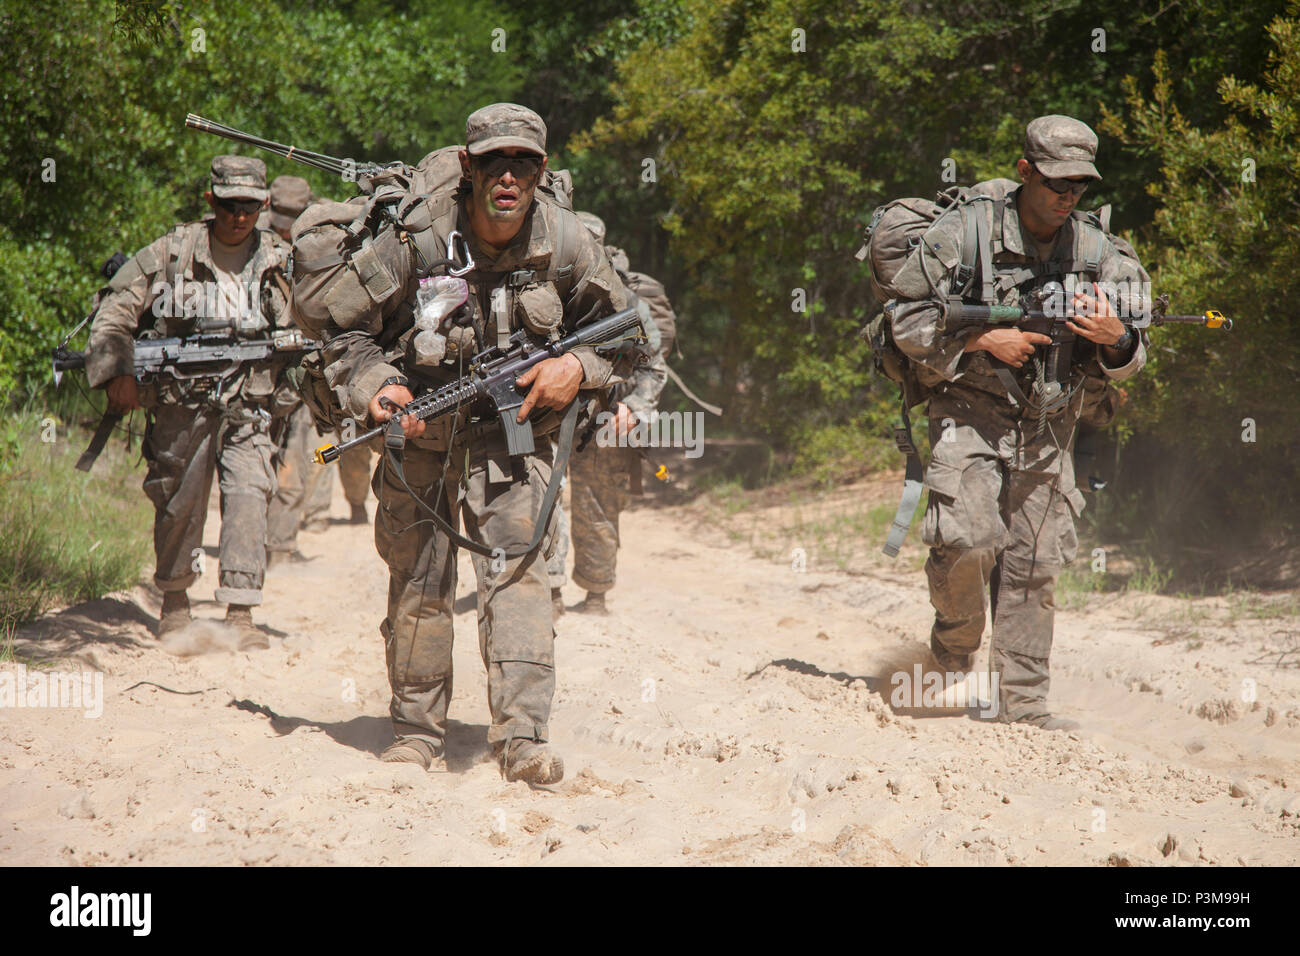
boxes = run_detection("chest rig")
[956,195,1106,424]
[397,192,579,379]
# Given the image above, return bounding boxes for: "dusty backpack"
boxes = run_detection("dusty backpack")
[856,178,1020,408]
[287,174,450,430]
[621,270,676,359]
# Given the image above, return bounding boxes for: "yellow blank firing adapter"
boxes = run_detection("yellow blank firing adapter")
[314,444,340,465]
[654,464,670,482]
[1205,310,1230,330]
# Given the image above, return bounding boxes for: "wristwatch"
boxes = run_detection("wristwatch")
[1112,327,1135,353]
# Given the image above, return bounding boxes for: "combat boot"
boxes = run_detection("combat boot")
[380,736,443,770]
[1022,713,1081,732]
[349,503,368,525]
[929,641,974,674]
[573,590,609,616]
[226,604,270,651]
[551,587,566,618]
[158,591,191,636]
[499,738,565,785]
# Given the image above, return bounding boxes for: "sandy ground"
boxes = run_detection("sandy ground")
[2,473,1299,867]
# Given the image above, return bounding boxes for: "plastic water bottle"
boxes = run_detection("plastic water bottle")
[413,276,468,367]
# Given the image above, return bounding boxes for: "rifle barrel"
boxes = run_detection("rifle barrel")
[1151,313,1233,331]
[185,113,350,177]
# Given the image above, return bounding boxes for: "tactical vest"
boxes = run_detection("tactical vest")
[143,221,288,335]
[288,181,584,430]
[946,193,1107,414]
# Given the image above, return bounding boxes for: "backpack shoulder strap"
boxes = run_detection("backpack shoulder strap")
[951,196,995,304]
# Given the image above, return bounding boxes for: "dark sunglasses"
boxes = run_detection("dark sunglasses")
[472,150,542,179]
[216,196,264,216]
[1031,165,1090,197]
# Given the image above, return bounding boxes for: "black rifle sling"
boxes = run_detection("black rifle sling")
[75,412,124,473]
[383,398,580,560]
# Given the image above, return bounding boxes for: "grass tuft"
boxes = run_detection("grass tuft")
[0,410,152,650]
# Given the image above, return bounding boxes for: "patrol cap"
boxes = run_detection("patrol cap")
[1024,115,1101,181]
[267,175,313,233]
[465,103,547,157]
[576,211,606,245]
[210,154,269,201]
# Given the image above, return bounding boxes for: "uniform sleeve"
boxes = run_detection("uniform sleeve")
[621,347,668,420]
[559,216,632,390]
[261,238,309,420]
[1094,238,1147,383]
[889,211,981,382]
[85,232,172,388]
[316,332,401,424]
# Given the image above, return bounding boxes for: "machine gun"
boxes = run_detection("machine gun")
[53,327,320,472]
[185,114,408,194]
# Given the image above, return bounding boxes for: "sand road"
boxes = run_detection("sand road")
[3,478,1298,866]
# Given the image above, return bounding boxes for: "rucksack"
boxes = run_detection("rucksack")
[856,178,1020,409]
[621,270,676,359]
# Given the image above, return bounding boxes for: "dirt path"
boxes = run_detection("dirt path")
[3,478,1298,866]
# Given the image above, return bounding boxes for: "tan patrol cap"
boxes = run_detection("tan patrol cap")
[210,154,269,201]
[576,211,606,245]
[465,103,547,157]
[267,175,313,233]
[1024,115,1101,180]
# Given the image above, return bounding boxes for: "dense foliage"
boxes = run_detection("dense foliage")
[1,0,1296,577]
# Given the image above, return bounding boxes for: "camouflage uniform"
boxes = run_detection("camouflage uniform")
[889,116,1147,725]
[565,214,672,598]
[86,156,293,610]
[291,105,631,765]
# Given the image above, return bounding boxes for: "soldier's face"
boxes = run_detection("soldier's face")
[206,191,265,244]
[467,147,546,227]
[1017,160,1088,228]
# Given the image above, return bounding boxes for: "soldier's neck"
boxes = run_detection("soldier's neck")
[465,201,528,255]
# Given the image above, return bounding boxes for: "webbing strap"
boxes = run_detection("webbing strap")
[994,367,1030,408]
[75,412,123,473]
[882,399,925,558]
[974,206,995,305]
[383,398,580,560]
[294,252,345,273]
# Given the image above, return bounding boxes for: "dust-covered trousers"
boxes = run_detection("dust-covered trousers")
[372,431,560,749]
[568,439,635,594]
[143,402,277,605]
[920,394,1086,721]
[267,405,372,551]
